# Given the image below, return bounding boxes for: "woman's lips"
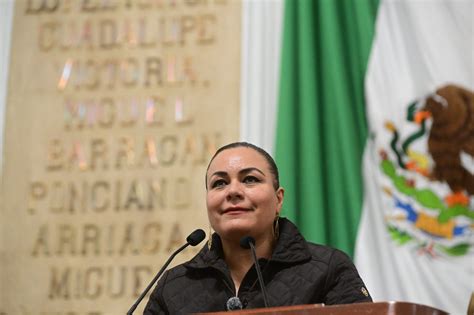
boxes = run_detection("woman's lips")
[223,207,250,214]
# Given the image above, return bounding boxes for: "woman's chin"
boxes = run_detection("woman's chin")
[218,220,254,239]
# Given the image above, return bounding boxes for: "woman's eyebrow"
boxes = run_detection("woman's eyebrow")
[209,171,228,178]
[239,167,265,176]
[210,168,265,178]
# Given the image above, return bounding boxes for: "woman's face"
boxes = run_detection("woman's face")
[206,147,284,242]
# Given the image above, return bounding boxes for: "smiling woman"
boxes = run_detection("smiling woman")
[205,143,283,249]
[143,142,372,314]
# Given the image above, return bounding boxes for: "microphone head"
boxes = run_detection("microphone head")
[239,236,255,249]
[226,296,243,310]
[186,229,206,246]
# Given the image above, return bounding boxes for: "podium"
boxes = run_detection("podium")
[198,302,449,315]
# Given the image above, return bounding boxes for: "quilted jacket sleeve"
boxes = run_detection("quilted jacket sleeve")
[143,273,169,315]
[323,249,372,304]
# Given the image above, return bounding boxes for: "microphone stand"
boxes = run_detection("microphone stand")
[247,240,269,307]
[126,242,190,315]
[127,228,205,314]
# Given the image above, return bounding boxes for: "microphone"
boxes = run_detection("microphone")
[240,236,269,308]
[126,229,206,315]
[226,296,243,310]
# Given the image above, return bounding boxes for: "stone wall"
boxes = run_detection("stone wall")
[0,1,241,314]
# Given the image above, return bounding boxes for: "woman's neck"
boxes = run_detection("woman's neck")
[221,233,274,294]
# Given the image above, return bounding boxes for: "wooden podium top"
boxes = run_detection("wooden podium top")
[198,301,449,315]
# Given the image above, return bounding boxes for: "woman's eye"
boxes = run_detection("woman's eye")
[211,179,227,188]
[243,176,260,184]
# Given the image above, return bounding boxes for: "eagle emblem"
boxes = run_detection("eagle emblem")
[379,84,473,257]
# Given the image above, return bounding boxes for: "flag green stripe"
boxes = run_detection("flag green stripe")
[276,0,379,256]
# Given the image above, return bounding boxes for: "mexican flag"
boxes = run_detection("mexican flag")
[270,1,474,314]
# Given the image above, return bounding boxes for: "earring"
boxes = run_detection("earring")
[273,213,280,240]
[207,226,213,250]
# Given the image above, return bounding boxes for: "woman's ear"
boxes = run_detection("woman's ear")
[275,187,284,212]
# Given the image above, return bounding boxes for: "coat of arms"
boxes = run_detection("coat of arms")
[379,84,474,257]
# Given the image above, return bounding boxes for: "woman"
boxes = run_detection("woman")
[144,142,371,314]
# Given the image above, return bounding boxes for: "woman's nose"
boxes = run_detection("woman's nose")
[226,181,243,201]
